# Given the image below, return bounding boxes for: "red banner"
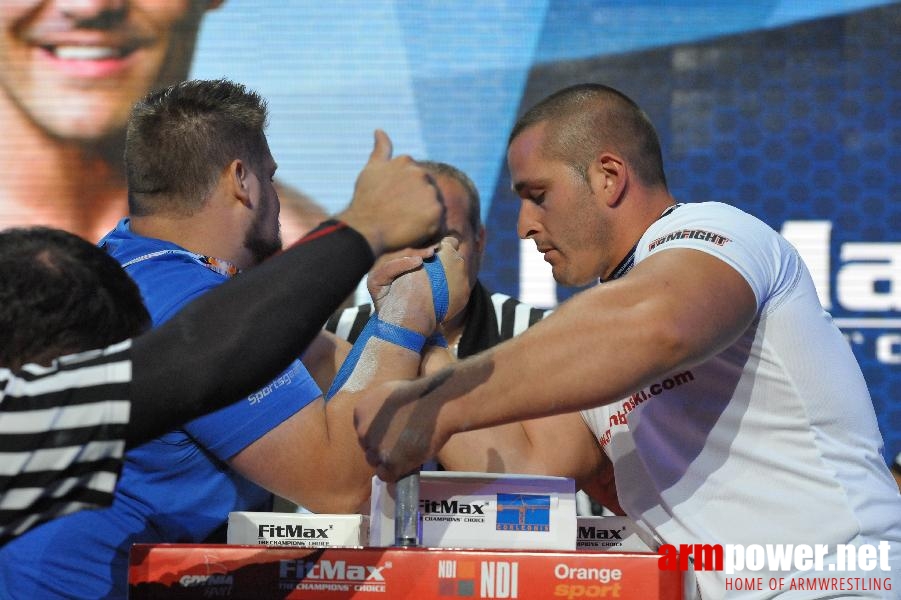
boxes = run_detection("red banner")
[129,544,683,599]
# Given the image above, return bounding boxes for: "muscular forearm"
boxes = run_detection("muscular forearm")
[253,339,430,514]
[315,340,425,511]
[249,241,465,511]
[429,253,756,440]
[127,223,374,448]
[427,290,661,439]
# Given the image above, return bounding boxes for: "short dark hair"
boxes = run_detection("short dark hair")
[416,160,482,233]
[125,78,270,216]
[509,83,667,188]
[0,227,150,370]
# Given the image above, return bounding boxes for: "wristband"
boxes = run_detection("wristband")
[371,318,427,353]
[325,314,426,399]
[422,256,449,324]
[326,254,450,398]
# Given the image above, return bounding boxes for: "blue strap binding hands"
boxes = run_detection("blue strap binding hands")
[325,316,424,398]
[422,256,448,323]
[325,255,450,399]
[422,256,449,348]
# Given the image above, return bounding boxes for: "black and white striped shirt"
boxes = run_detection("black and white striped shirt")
[0,340,132,544]
[325,280,552,358]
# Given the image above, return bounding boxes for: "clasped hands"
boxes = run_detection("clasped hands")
[353,237,468,480]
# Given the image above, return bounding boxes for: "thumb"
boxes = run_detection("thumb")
[367,129,393,163]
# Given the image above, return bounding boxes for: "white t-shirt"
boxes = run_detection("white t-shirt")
[580,202,901,599]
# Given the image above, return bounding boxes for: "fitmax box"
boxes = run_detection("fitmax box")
[227,512,368,548]
[369,472,576,550]
[576,516,658,552]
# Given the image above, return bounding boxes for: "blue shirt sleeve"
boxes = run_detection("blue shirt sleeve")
[126,256,323,460]
[184,358,321,459]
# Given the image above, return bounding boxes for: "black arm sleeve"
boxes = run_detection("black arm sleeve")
[126,222,374,447]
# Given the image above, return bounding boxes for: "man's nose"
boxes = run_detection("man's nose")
[517,200,540,240]
[55,0,126,24]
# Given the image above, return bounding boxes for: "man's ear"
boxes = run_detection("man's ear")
[475,224,487,259]
[589,152,628,208]
[230,159,253,208]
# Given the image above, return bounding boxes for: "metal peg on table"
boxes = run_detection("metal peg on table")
[393,471,421,547]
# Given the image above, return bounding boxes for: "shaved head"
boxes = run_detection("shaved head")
[509,83,667,188]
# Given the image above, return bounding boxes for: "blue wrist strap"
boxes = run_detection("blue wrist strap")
[423,255,449,347]
[422,256,449,324]
[372,318,427,351]
[325,315,426,399]
[325,255,449,398]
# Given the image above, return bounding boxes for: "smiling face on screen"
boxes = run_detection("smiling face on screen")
[0,1,219,141]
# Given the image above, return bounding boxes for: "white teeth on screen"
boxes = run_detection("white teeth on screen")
[53,46,120,60]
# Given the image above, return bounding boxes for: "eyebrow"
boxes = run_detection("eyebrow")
[512,179,546,195]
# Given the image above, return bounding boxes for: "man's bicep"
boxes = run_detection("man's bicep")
[522,413,606,485]
[227,398,330,503]
[628,248,758,368]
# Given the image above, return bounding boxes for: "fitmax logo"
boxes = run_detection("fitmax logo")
[258,524,329,539]
[279,559,388,581]
[578,526,624,540]
[420,499,488,515]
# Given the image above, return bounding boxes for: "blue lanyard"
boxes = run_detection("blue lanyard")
[121,249,239,278]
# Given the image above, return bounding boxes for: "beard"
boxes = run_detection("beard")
[243,205,282,265]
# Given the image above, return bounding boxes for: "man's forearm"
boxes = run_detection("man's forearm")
[315,338,427,511]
